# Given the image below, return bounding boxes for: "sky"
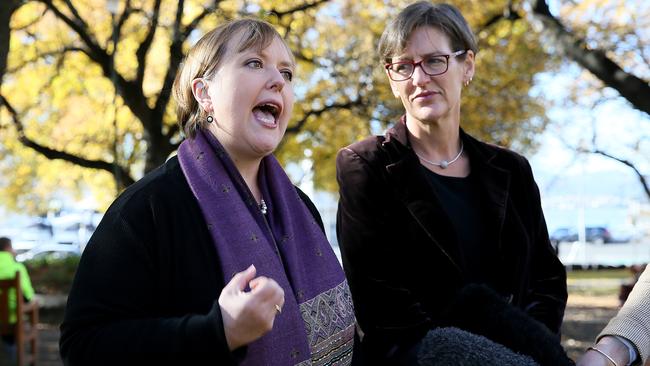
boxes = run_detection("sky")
[528,65,650,237]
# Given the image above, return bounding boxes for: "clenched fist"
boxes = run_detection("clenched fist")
[219,265,285,350]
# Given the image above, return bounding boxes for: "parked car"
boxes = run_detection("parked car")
[584,226,613,244]
[550,226,616,244]
[550,228,576,244]
[15,243,81,262]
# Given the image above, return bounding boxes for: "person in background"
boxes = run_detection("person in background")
[578,267,650,366]
[336,1,568,364]
[60,18,355,366]
[0,236,35,362]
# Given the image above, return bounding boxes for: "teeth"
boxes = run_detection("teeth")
[257,103,279,118]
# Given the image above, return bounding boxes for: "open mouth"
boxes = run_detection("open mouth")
[253,102,281,125]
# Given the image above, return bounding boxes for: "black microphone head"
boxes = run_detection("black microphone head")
[417,327,538,366]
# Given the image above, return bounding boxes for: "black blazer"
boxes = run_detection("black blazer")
[336,119,567,363]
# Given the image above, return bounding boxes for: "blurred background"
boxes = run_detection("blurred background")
[0,0,648,364]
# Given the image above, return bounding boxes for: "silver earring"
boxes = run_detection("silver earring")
[206,115,214,123]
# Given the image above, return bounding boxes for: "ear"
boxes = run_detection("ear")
[191,78,212,112]
[463,50,476,83]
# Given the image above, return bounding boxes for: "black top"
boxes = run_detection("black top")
[59,156,324,366]
[422,169,494,284]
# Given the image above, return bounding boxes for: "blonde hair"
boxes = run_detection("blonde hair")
[173,18,293,138]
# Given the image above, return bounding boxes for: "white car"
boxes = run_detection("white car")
[15,243,81,262]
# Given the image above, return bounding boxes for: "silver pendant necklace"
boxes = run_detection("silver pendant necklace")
[414,142,464,169]
[259,199,268,215]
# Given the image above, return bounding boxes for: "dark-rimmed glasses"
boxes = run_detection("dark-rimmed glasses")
[385,50,467,81]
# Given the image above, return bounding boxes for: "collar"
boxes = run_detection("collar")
[384,116,500,166]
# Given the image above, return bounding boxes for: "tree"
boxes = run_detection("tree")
[1,0,555,213]
[525,0,649,200]
[526,0,649,116]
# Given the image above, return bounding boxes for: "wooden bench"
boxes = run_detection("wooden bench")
[0,271,38,366]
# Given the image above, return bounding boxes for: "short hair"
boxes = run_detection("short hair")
[0,237,11,251]
[378,1,478,63]
[173,18,294,138]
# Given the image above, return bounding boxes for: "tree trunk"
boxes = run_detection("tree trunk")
[143,130,174,174]
[0,0,22,83]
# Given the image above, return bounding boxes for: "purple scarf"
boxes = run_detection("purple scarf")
[178,129,355,365]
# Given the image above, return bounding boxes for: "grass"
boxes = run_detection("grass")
[569,286,619,297]
[566,267,641,298]
[566,268,633,281]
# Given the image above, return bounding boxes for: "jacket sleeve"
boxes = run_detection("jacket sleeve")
[598,267,650,364]
[59,209,240,366]
[519,157,568,335]
[336,147,430,361]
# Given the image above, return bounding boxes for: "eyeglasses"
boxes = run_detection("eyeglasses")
[385,50,468,81]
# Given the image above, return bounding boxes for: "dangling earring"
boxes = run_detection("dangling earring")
[464,77,473,87]
[206,115,214,123]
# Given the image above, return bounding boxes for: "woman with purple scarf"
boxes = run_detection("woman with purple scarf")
[60,18,355,366]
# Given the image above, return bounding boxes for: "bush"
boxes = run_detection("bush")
[24,255,80,294]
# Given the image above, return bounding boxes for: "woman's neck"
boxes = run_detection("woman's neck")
[406,115,461,159]
[232,156,263,203]
[206,126,264,202]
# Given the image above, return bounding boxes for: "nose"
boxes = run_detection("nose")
[267,69,286,92]
[411,64,430,87]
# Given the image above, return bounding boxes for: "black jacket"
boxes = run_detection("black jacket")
[59,156,324,365]
[336,121,567,363]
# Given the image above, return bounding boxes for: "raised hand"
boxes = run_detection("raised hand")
[218,264,285,350]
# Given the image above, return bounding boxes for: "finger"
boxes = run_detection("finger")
[249,275,269,290]
[227,264,256,292]
[250,277,283,299]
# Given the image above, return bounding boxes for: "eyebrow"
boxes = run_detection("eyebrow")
[257,49,296,69]
[393,51,450,60]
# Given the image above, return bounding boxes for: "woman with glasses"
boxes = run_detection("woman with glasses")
[336,2,568,364]
[60,18,356,365]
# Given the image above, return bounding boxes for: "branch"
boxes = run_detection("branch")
[61,0,88,30]
[0,94,134,185]
[267,0,329,18]
[38,0,104,58]
[36,1,154,129]
[181,0,220,39]
[475,1,521,34]
[115,0,133,40]
[7,46,88,73]
[588,149,650,200]
[527,0,650,116]
[286,99,363,134]
[135,0,161,86]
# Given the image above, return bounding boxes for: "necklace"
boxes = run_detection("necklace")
[259,199,268,215]
[414,142,464,169]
